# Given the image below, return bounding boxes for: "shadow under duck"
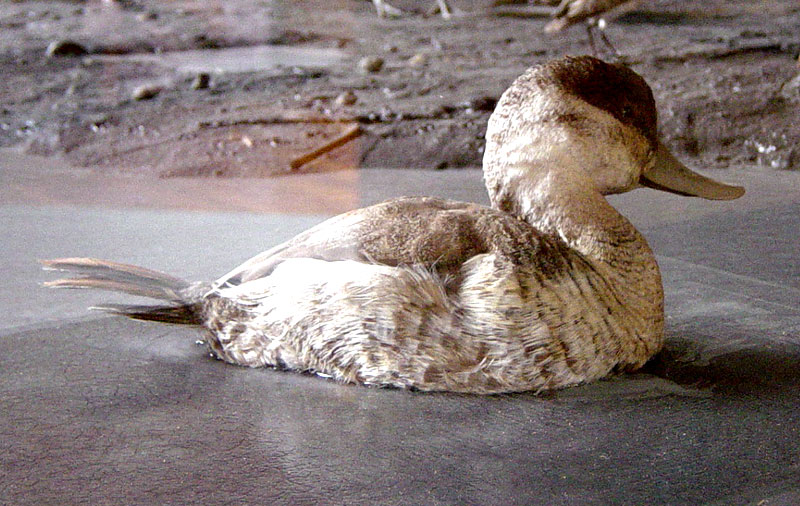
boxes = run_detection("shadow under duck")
[43,56,743,394]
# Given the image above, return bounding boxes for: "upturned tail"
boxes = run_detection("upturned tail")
[41,257,205,325]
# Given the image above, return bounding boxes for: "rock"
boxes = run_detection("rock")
[291,67,325,78]
[433,104,458,117]
[335,91,358,106]
[779,72,800,102]
[408,53,428,68]
[744,134,794,170]
[463,95,497,112]
[136,11,159,21]
[132,85,162,101]
[46,40,88,58]
[85,113,110,132]
[191,73,211,90]
[359,56,384,73]
[379,107,394,122]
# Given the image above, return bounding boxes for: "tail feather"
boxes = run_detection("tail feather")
[93,303,202,325]
[41,257,189,285]
[41,257,190,301]
[41,257,204,326]
[43,277,184,301]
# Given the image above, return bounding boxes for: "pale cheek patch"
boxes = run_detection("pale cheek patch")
[487,89,649,196]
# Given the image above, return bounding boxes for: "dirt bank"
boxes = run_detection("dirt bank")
[1,0,798,176]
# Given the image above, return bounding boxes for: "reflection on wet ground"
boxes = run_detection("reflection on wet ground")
[5,147,796,224]
[0,147,360,214]
[0,147,489,215]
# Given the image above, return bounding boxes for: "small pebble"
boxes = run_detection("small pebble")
[191,73,210,90]
[136,11,159,21]
[291,67,325,79]
[435,104,458,117]
[779,72,800,102]
[408,53,428,68]
[464,95,498,112]
[335,91,358,106]
[46,40,88,58]
[132,85,161,101]
[359,56,384,73]
[379,107,394,122]
[86,113,109,126]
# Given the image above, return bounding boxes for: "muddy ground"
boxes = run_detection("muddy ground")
[1,0,798,177]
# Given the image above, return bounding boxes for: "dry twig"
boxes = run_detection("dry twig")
[289,124,362,171]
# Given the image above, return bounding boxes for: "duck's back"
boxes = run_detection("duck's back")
[216,197,557,286]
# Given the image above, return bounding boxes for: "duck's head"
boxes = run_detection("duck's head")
[484,55,744,204]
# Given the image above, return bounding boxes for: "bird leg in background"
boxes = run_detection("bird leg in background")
[586,20,622,61]
[373,0,453,19]
[372,0,404,18]
[436,0,453,19]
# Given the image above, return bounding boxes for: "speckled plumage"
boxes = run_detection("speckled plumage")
[43,56,743,394]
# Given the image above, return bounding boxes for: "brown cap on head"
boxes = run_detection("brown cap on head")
[539,56,658,146]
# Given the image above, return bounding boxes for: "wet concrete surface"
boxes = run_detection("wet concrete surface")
[3,157,800,504]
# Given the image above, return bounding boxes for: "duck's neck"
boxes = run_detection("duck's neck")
[488,161,663,311]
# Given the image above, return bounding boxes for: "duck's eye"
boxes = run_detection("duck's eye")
[621,105,633,118]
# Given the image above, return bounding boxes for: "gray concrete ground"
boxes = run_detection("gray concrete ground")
[2,150,800,504]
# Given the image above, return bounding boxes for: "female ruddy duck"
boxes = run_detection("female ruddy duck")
[43,56,743,394]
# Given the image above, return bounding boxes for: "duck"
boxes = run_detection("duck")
[372,0,452,19]
[42,56,743,394]
[544,0,640,55]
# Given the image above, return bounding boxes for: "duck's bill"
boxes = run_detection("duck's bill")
[640,142,745,200]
